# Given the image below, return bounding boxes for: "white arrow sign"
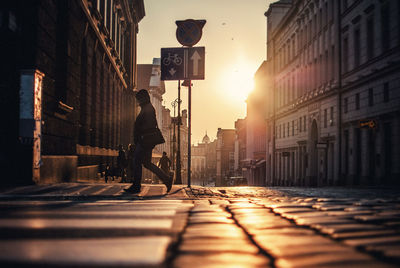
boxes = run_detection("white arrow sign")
[190,51,201,76]
[169,68,177,76]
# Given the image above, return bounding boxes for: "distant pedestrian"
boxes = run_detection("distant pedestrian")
[117,144,127,183]
[124,89,173,194]
[126,143,135,182]
[158,152,171,175]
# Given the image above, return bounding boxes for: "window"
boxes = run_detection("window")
[292,38,296,58]
[324,109,327,128]
[325,3,328,26]
[381,3,390,51]
[292,121,294,136]
[367,17,375,59]
[354,28,361,67]
[383,83,389,102]
[329,1,334,22]
[331,45,335,80]
[303,115,307,131]
[344,97,348,113]
[330,107,334,125]
[283,123,285,138]
[107,0,112,33]
[299,117,302,132]
[368,88,374,106]
[9,12,17,32]
[287,123,290,137]
[343,37,349,72]
[355,93,360,110]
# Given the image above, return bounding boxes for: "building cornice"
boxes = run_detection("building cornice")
[80,0,130,88]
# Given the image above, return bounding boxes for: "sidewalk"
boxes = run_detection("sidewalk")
[0,184,399,267]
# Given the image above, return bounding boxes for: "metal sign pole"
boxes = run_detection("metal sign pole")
[188,80,192,188]
[176,80,182,184]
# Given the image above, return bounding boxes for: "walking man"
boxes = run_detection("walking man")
[158,151,172,175]
[124,89,173,194]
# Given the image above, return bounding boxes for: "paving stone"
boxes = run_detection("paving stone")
[0,236,170,267]
[295,217,355,226]
[230,208,271,215]
[189,211,231,218]
[209,200,230,205]
[173,252,271,268]
[326,211,374,217]
[314,224,384,235]
[264,243,350,259]
[179,238,259,254]
[282,211,329,220]
[354,215,400,223]
[275,251,394,268]
[191,205,224,213]
[344,207,373,212]
[188,216,235,224]
[236,216,294,230]
[254,233,334,253]
[6,210,177,218]
[268,203,313,209]
[273,207,317,215]
[312,204,350,211]
[343,235,400,247]
[331,229,399,240]
[385,221,400,228]
[248,227,316,236]
[193,200,210,205]
[0,218,175,238]
[378,211,400,216]
[365,245,400,261]
[183,224,246,239]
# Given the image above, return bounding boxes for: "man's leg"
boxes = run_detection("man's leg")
[128,144,145,191]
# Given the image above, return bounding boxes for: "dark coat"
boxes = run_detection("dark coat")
[134,101,158,145]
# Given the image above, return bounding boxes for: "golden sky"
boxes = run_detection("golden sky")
[138,0,273,143]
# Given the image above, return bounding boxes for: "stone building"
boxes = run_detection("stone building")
[243,62,268,186]
[0,0,145,184]
[191,132,215,186]
[215,128,235,186]
[264,0,400,186]
[234,119,246,178]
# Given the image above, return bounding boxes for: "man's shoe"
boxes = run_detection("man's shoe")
[165,176,173,193]
[123,187,141,194]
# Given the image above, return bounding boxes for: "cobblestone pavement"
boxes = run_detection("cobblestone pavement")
[0,183,399,267]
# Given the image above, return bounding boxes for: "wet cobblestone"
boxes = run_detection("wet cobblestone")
[0,184,399,267]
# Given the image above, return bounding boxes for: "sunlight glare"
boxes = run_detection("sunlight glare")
[219,63,255,103]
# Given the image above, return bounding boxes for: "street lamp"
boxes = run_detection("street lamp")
[171,98,182,184]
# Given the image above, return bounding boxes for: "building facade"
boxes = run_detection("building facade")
[191,133,216,186]
[215,128,235,186]
[264,0,400,186]
[1,0,145,184]
[243,62,268,186]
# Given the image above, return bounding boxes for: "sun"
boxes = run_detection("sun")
[220,63,255,103]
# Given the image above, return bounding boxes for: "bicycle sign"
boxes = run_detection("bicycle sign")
[162,53,183,66]
[161,47,205,81]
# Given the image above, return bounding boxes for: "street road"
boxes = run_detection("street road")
[0,183,399,267]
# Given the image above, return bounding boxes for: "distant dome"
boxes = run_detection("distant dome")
[202,132,210,144]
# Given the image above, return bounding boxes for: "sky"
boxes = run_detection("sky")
[137,0,273,143]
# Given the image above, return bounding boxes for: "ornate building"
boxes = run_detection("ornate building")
[191,132,215,186]
[1,0,145,184]
[264,0,400,186]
